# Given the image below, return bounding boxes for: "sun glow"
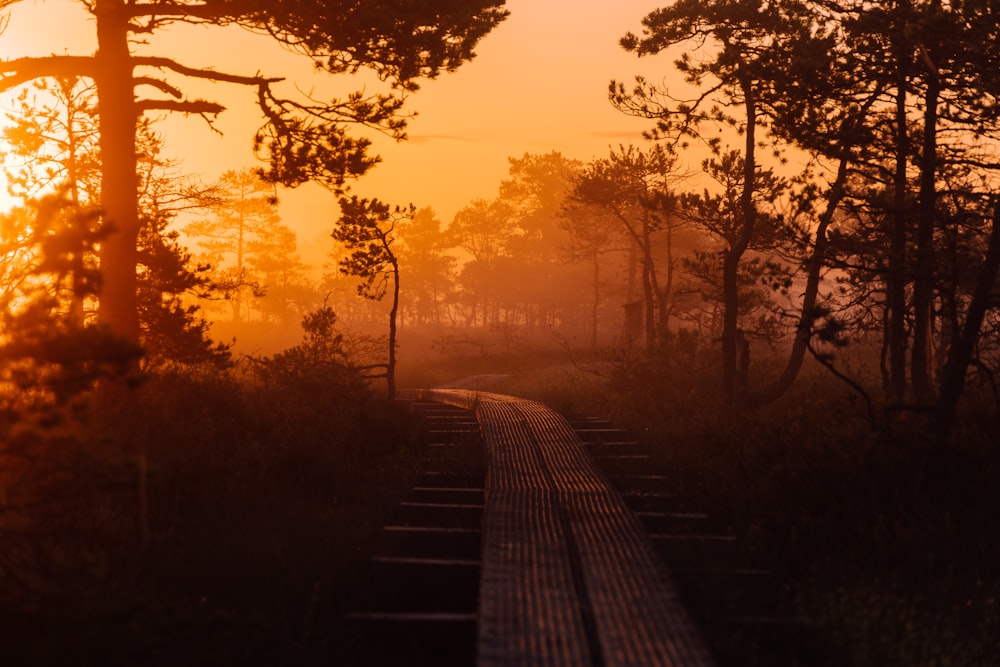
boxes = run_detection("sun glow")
[0,0,676,257]
[0,108,24,214]
[1,2,96,215]
[0,2,96,61]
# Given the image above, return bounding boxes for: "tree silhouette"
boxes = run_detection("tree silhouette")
[249,222,312,327]
[1,75,227,367]
[448,198,516,327]
[614,0,879,406]
[570,145,681,352]
[183,169,292,323]
[1,77,101,207]
[559,200,623,350]
[396,207,456,326]
[616,0,1000,441]
[332,196,413,399]
[498,152,584,336]
[0,0,508,350]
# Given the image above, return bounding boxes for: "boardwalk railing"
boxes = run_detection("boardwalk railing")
[423,389,715,667]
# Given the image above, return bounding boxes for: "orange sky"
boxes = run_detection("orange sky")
[0,0,675,267]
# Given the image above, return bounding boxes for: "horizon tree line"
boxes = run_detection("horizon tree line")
[2,0,1000,449]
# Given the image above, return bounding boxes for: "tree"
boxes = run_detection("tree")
[1,77,101,207]
[778,0,1000,436]
[184,169,295,324]
[0,207,37,307]
[675,149,793,381]
[1,74,227,367]
[616,0,1000,443]
[500,152,581,260]
[2,76,103,324]
[613,0,873,406]
[265,303,365,396]
[447,197,517,327]
[570,145,681,353]
[0,194,141,416]
[396,207,456,327]
[498,152,587,336]
[559,201,624,350]
[615,0,789,403]
[249,222,312,327]
[0,0,508,350]
[332,196,413,399]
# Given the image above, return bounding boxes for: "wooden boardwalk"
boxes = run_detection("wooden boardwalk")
[423,388,715,667]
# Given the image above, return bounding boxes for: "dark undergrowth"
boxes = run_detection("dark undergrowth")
[0,366,422,666]
[493,349,1000,667]
[4,340,998,666]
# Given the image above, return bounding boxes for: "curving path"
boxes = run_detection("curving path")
[422,388,715,667]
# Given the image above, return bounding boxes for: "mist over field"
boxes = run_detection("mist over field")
[2,0,1000,665]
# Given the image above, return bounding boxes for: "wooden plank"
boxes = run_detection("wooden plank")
[370,556,480,567]
[349,612,477,622]
[399,501,486,509]
[428,388,715,667]
[383,525,480,534]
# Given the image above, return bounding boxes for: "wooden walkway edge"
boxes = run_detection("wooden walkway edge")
[422,389,716,667]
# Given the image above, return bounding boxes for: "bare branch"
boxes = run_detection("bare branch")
[133,75,182,98]
[133,56,283,87]
[0,56,96,93]
[126,2,232,22]
[135,98,225,115]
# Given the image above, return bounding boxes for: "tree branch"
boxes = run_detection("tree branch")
[135,98,225,115]
[0,56,96,93]
[126,2,232,22]
[807,340,879,432]
[133,56,283,87]
[133,75,182,98]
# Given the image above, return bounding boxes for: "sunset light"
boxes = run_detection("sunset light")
[2,1,999,665]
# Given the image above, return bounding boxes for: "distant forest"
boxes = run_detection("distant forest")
[2,2,1000,664]
[0,0,999,440]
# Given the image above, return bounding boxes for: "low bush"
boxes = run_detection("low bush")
[0,363,421,665]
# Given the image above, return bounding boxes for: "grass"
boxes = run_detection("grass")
[4,341,998,665]
[0,366,423,666]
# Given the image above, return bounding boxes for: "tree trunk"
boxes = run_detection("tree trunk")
[723,76,757,406]
[658,218,674,341]
[626,238,638,303]
[721,248,741,404]
[642,255,655,353]
[387,259,399,400]
[95,0,141,345]
[912,69,940,403]
[887,20,910,405]
[934,202,1000,446]
[745,157,848,407]
[591,247,600,350]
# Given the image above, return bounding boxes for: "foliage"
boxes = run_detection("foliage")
[263,304,363,395]
[183,168,309,326]
[0,364,421,664]
[0,0,508,347]
[394,207,457,326]
[137,209,232,369]
[333,196,411,301]
[1,76,101,204]
[0,199,143,587]
[607,0,1000,432]
[0,75,231,368]
[332,196,412,398]
[0,195,142,414]
[569,144,685,351]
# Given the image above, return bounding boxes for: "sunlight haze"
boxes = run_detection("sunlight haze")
[1,0,672,268]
